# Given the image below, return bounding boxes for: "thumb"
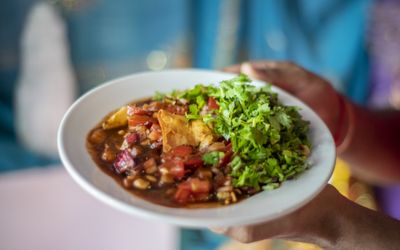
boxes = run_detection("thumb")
[240,62,268,81]
[240,62,298,94]
[240,61,312,94]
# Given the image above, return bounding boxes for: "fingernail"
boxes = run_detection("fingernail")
[240,62,254,74]
[210,227,227,234]
[240,62,264,77]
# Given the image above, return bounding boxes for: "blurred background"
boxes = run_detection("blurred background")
[1,0,400,249]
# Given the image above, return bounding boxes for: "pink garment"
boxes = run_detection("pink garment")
[368,0,400,219]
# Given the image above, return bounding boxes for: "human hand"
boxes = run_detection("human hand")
[224,61,347,147]
[211,185,342,248]
[211,183,400,249]
[224,61,400,185]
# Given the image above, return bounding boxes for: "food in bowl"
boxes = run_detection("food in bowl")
[87,74,311,208]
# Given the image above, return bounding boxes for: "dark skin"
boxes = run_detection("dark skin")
[212,185,400,250]
[211,61,400,249]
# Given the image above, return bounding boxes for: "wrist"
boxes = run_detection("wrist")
[334,94,355,154]
[311,196,344,249]
[291,186,345,249]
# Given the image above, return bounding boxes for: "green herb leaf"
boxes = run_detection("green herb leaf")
[153,74,310,189]
[202,151,225,166]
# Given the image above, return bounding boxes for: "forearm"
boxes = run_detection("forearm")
[305,188,400,250]
[333,198,400,250]
[279,186,400,249]
[212,185,400,248]
[339,101,400,184]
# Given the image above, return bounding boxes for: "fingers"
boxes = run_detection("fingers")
[209,227,227,234]
[222,64,241,73]
[210,226,257,243]
[223,61,290,92]
[222,61,276,74]
[223,60,340,141]
[223,61,329,96]
[210,218,290,244]
[240,62,285,89]
[240,61,319,95]
[209,185,342,244]
[224,226,256,243]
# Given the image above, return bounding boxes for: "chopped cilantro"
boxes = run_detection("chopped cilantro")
[202,151,225,166]
[153,74,310,190]
[152,91,165,101]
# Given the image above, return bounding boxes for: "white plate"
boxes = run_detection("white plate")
[58,69,335,228]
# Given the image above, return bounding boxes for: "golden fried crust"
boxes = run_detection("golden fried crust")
[157,110,215,152]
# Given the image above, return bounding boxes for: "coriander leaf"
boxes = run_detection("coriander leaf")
[189,104,199,115]
[202,151,225,166]
[152,91,165,101]
[154,74,311,190]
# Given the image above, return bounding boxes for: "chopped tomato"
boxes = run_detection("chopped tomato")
[165,104,188,115]
[174,178,211,203]
[174,183,191,203]
[171,145,193,158]
[127,105,152,116]
[224,142,232,152]
[184,156,203,168]
[193,192,209,201]
[188,178,211,193]
[128,115,153,127]
[207,97,219,110]
[147,101,163,112]
[220,143,233,167]
[165,160,185,179]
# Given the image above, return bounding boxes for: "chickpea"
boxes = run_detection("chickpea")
[230,192,237,202]
[159,167,169,175]
[159,174,174,186]
[144,158,157,174]
[133,178,150,190]
[145,175,157,183]
[217,191,230,200]
[145,165,157,174]
[123,177,133,189]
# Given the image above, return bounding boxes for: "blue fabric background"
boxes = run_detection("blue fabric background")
[0,0,372,249]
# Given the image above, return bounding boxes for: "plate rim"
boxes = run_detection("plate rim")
[58,68,336,228]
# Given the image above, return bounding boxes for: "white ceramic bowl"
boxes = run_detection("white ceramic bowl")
[58,69,335,228]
